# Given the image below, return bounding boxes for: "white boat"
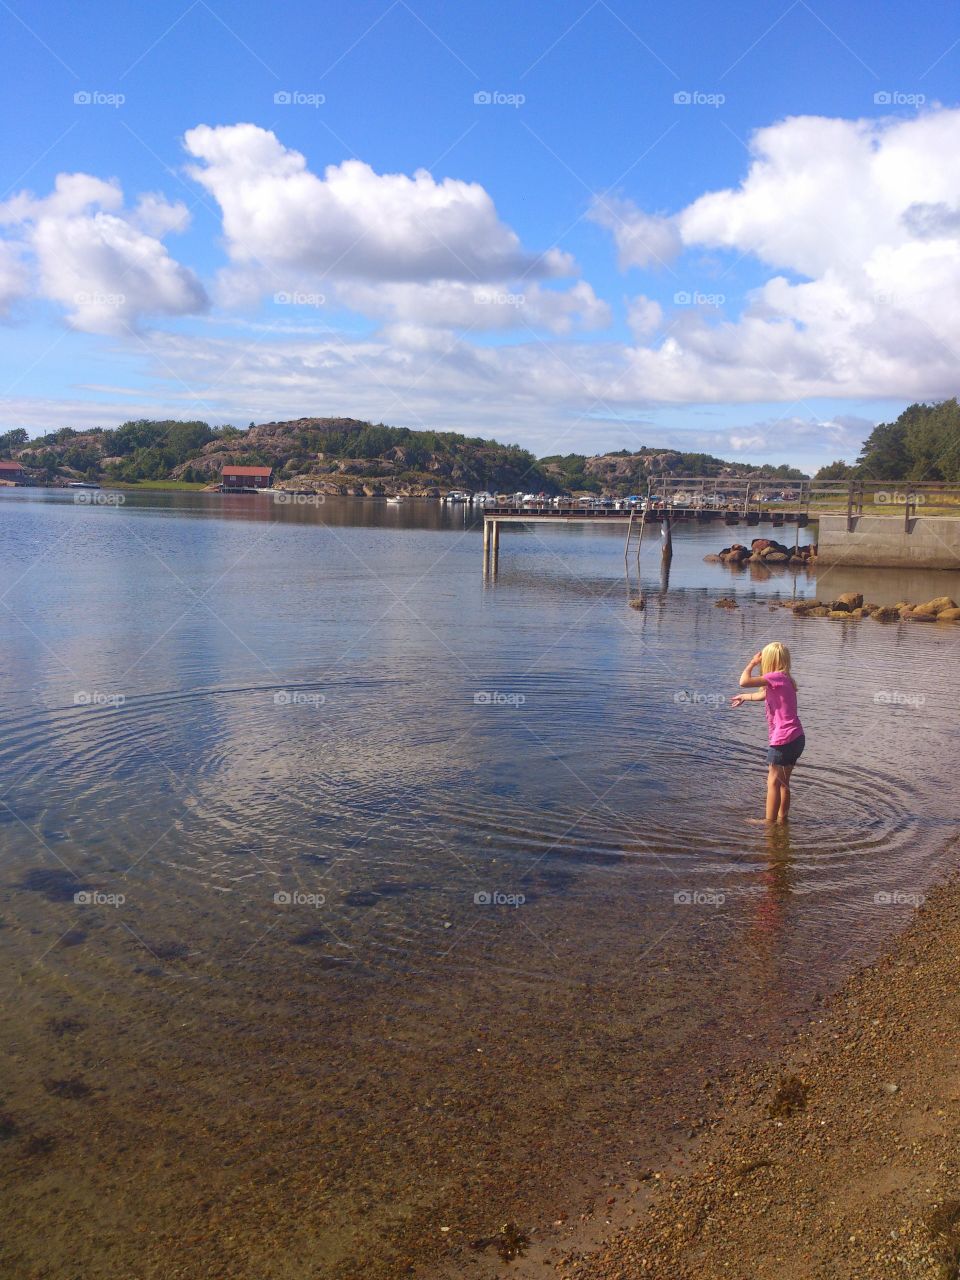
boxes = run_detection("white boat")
[386,495,404,504]
[67,481,101,490]
[444,490,471,503]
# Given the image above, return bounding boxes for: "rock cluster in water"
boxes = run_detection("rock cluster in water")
[774,592,960,621]
[704,538,817,567]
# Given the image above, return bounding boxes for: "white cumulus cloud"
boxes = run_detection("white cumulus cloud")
[0,173,207,334]
[185,123,575,287]
[589,195,682,270]
[593,108,960,404]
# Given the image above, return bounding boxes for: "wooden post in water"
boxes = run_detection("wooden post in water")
[661,510,673,563]
[636,507,646,568]
[482,516,491,569]
[623,508,634,565]
[491,519,500,573]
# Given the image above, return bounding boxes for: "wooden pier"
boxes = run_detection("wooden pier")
[480,475,960,572]
[481,475,812,572]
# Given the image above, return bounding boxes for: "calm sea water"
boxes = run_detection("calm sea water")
[2,489,958,1279]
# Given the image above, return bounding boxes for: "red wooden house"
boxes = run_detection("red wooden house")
[221,464,272,491]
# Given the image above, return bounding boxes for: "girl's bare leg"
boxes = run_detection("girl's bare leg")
[776,764,793,824]
[765,766,781,823]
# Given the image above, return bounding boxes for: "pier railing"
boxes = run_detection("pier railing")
[646,477,960,529]
[805,479,960,530]
[482,477,960,530]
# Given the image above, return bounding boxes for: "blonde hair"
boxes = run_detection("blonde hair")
[761,642,797,688]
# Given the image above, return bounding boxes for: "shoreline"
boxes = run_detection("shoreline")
[553,848,960,1280]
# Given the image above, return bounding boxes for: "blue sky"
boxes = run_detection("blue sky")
[2,0,960,470]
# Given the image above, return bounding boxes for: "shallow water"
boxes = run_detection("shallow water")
[1,490,957,1278]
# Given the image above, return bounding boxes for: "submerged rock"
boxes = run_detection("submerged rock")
[925,596,958,614]
[787,598,823,613]
[832,592,863,610]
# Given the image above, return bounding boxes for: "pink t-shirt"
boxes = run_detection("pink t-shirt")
[763,671,803,746]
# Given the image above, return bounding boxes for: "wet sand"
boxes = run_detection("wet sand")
[565,850,960,1280]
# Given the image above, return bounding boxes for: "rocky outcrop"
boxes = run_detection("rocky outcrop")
[774,596,960,622]
[708,538,818,567]
[828,592,863,612]
[907,595,957,617]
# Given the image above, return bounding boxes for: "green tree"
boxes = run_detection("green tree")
[814,460,854,481]
[0,428,28,456]
[856,416,912,479]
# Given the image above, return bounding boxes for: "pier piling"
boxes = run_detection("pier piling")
[661,511,673,563]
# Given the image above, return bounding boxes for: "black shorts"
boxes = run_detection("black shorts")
[767,734,805,767]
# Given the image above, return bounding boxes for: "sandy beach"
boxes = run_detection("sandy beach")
[561,851,960,1280]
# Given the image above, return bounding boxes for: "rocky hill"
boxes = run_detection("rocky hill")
[540,447,804,495]
[4,418,806,495]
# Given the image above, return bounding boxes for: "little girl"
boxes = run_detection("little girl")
[731,642,804,824]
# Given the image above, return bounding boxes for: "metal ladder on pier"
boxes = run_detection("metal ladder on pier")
[623,507,647,567]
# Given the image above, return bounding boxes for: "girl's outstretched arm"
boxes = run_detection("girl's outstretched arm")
[731,689,766,707]
[739,651,767,688]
